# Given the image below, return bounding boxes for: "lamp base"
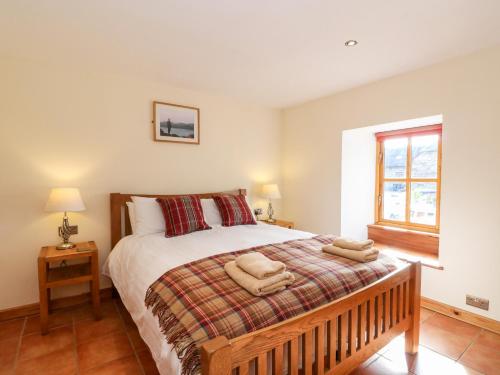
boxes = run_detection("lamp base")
[267,201,275,223]
[264,218,276,223]
[56,242,75,250]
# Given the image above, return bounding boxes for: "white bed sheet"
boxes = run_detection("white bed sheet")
[103,222,314,375]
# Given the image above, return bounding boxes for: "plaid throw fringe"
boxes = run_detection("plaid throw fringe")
[145,235,398,375]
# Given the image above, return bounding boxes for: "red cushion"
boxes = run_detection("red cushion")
[156,196,211,237]
[213,195,256,226]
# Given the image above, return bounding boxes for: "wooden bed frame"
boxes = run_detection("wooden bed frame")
[110,189,421,375]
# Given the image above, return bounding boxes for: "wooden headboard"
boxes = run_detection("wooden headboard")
[110,189,247,249]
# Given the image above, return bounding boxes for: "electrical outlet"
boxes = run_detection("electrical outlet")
[466,294,489,311]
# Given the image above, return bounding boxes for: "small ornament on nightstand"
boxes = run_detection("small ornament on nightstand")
[254,208,263,220]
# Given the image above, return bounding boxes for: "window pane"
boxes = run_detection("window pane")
[383,182,406,221]
[411,134,439,178]
[410,182,437,225]
[384,138,408,178]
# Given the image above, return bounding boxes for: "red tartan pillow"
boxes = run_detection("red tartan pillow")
[213,195,257,226]
[156,196,211,237]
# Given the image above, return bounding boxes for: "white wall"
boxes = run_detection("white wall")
[282,46,500,320]
[340,127,376,240]
[0,57,282,310]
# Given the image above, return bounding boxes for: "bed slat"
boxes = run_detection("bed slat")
[384,291,390,332]
[303,330,313,375]
[368,297,374,343]
[257,352,266,375]
[390,290,394,329]
[289,338,299,375]
[272,344,283,375]
[359,302,366,350]
[404,281,410,319]
[315,323,325,375]
[397,285,402,324]
[327,318,337,370]
[339,311,348,362]
[239,361,249,375]
[377,294,384,336]
[350,306,358,354]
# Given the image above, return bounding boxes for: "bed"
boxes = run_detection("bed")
[106,189,421,375]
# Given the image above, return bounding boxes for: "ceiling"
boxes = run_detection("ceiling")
[1,0,499,108]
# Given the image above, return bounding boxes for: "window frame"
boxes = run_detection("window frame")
[375,124,442,234]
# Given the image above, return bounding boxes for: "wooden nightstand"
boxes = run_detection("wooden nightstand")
[259,219,294,229]
[38,241,101,334]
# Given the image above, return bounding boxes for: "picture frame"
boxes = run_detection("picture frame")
[153,101,200,144]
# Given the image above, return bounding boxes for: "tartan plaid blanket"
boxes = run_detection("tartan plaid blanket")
[145,235,398,375]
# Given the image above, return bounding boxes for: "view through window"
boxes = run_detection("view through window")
[375,124,442,233]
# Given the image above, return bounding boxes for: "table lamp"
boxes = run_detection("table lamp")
[261,184,281,223]
[45,188,86,249]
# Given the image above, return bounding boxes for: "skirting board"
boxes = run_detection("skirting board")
[422,296,500,334]
[0,287,112,322]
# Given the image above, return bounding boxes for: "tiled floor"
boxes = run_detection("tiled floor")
[1,301,499,375]
[0,300,158,375]
[351,307,500,375]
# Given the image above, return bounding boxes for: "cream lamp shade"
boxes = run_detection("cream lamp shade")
[45,188,86,212]
[262,184,281,200]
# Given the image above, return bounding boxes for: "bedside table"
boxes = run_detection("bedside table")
[38,241,101,334]
[259,219,294,229]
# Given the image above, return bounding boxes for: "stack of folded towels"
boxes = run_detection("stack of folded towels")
[322,237,379,263]
[225,252,295,296]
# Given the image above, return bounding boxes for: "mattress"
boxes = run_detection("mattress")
[103,222,314,374]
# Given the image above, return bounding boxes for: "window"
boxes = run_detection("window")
[375,124,442,233]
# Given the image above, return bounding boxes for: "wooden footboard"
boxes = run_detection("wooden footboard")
[201,261,421,375]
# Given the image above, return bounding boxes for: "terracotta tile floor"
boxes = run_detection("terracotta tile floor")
[352,307,500,375]
[1,302,499,375]
[0,300,158,375]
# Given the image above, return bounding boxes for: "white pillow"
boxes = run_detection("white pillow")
[201,199,223,226]
[126,202,137,235]
[131,196,165,235]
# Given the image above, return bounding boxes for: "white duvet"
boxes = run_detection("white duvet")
[103,222,314,375]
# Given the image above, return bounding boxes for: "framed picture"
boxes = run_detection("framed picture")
[153,101,200,144]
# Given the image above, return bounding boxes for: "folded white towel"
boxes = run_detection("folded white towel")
[235,252,286,280]
[225,261,294,296]
[322,245,379,263]
[332,237,374,251]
